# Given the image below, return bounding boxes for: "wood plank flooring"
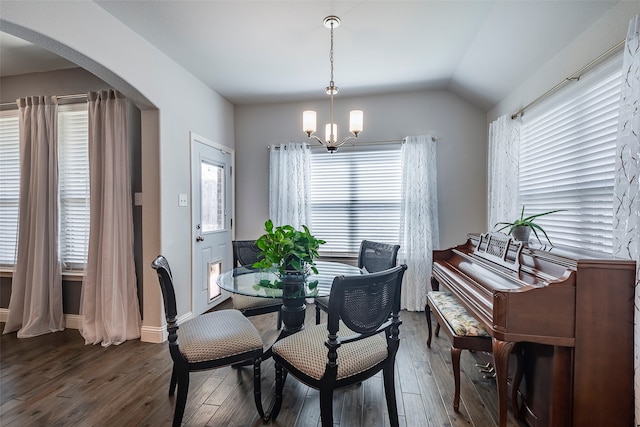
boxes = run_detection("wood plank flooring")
[0,302,525,426]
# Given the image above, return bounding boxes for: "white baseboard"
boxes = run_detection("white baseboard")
[140,311,192,343]
[0,308,193,344]
[65,314,83,329]
[140,325,167,343]
[0,308,83,330]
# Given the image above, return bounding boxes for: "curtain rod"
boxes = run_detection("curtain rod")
[0,93,87,108]
[268,136,437,150]
[511,39,625,120]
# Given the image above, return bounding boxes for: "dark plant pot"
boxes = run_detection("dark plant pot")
[511,225,531,244]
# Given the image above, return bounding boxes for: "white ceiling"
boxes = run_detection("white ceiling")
[0,1,621,110]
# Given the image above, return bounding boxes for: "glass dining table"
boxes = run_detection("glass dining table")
[217,260,362,335]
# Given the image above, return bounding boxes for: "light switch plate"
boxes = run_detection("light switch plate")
[178,193,188,207]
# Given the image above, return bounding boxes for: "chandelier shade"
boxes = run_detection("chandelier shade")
[303,16,363,152]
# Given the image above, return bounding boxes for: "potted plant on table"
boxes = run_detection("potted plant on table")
[252,219,325,289]
[494,206,564,245]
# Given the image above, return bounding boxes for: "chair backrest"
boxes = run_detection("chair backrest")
[327,264,407,336]
[233,240,262,267]
[151,255,178,325]
[358,240,400,273]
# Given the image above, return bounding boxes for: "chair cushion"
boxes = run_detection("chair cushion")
[272,322,387,381]
[232,294,282,310]
[179,309,263,363]
[428,292,489,337]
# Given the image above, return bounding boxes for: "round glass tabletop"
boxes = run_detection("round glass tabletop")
[217,260,362,299]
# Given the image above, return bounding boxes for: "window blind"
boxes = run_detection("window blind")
[309,144,402,257]
[519,53,622,253]
[0,112,20,266]
[58,104,90,269]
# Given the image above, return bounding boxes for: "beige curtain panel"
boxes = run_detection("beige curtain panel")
[80,90,141,346]
[3,96,64,337]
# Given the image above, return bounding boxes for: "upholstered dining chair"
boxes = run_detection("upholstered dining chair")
[151,255,266,427]
[232,240,283,329]
[270,264,407,427]
[315,240,400,324]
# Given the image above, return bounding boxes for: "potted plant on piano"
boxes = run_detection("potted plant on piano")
[494,206,564,245]
[252,219,325,292]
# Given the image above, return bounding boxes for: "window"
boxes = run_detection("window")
[0,103,90,269]
[0,111,19,266]
[58,104,90,269]
[519,53,622,253]
[309,144,402,257]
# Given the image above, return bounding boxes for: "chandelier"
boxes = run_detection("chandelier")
[303,16,363,153]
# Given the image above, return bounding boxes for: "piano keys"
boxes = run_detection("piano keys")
[431,233,635,427]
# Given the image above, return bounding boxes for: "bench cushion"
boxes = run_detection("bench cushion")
[428,291,490,338]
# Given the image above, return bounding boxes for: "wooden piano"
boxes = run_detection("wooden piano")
[431,233,635,427]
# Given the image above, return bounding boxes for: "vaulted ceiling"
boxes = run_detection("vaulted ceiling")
[0,1,621,110]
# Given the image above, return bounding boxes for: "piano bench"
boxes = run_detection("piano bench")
[426,291,492,412]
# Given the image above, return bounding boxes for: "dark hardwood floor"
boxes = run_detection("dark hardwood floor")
[0,301,524,426]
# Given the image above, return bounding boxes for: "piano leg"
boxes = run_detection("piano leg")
[492,338,516,427]
[511,345,524,420]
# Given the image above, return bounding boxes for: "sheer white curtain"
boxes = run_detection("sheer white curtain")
[613,15,640,424]
[80,90,141,346]
[488,114,521,230]
[3,96,64,337]
[269,142,311,228]
[398,135,439,311]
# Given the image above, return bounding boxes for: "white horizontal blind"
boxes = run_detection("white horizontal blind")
[0,112,20,266]
[309,144,402,256]
[519,54,622,253]
[58,104,90,269]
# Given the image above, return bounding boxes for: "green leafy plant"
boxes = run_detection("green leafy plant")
[494,206,564,244]
[253,219,326,278]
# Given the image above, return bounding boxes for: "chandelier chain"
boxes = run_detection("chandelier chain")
[329,21,335,86]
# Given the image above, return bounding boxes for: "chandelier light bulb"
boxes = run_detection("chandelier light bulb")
[349,110,363,135]
[325,123,337,144]
[303,110,317,136]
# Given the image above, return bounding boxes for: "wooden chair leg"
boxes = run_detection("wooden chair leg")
[173,369,189,427]
[319,388,334,426]
[253,358,266,420]
[383,361,400,427]
[277,310,282,330]
[270,362,284,420]
[451,347,462,412]
[169,364,178,395]
[315,304,321,324]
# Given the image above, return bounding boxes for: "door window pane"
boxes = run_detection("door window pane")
[201,160,224,233]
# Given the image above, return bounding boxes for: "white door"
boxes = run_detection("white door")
[191,135,233,316]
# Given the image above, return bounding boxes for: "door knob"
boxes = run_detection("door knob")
[196,236,204,242]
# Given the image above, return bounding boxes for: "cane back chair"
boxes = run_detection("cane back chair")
[271,264,407,426]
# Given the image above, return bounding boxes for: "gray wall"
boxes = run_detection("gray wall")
[488,1,637,122]
[2,1,236,341]
[234,89,488,250]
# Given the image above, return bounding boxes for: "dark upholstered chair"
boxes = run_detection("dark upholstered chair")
[232,240,283,329]
[270,265,407,427]
[315,240,400,324]
[151,255,265,427]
